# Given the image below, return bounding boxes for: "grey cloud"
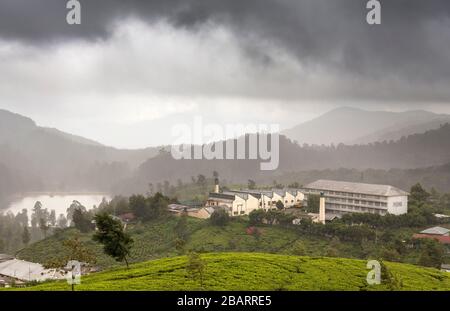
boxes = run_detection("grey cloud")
[1,0,450,102]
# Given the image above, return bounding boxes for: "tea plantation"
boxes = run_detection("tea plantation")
[10,252,450,291]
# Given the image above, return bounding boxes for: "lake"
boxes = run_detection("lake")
[2,193,110,217]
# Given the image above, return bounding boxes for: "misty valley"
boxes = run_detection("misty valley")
[1,107,450,293]
[1,1,450,301]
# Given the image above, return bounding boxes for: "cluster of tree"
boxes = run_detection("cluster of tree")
[209,209,231,227]
[128,193,171,221]
[0,199,96,254]
[248,209,295,227]
[0,202,70,254]
[96,192,174,223]
[296,219,376,244]
[0,213,30,253]
[45,213,134,270]
[306,194,320,213]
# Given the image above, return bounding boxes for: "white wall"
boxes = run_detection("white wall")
[260,194,272,211]
[284,191,295,208]
[387,195,408,215]
[231,196,247,216]
[245,194,260,214]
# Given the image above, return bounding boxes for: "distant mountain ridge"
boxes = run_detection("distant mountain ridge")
[0,109,160,205]
[1,108,450,203]
[282,107,450,145]
[114,124,450,195]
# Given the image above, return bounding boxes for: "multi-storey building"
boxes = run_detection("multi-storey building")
[303,180,408,215]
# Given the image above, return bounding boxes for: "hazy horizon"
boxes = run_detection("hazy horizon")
[1,1,450,148]
[2,104,450,149]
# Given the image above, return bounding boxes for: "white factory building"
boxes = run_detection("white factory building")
[303,179,409,216]
[206,185,305,216]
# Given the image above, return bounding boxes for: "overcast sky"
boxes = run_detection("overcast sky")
[1,0,450,148]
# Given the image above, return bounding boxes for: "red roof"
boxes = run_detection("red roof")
[413,233,450,244]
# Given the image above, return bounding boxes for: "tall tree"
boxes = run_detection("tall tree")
[197,174,207,187]
[418,240,444,268]
[39,218,49,238]
[67,200,86,223]
[209,209,230,227]
[72,209,93,233]
[410,183,431,203]
[129,194,148,219]
[31,201,43,228]
[49,210,57,227]
[93,213,133,268]
[306,194,320,213]
[175,213,189,241]
[22,226,30,245]
[248,179,256,190]
[57,214,68,228]
[16,209,29,228]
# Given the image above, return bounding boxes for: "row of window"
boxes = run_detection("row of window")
[233,211,246,215]
[327,203,386,215]
[311,189,386,201]
[327,198,387,207]
[259,199,300,206]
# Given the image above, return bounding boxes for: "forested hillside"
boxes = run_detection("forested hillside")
[0,109,159,205]
[117,124,450,194]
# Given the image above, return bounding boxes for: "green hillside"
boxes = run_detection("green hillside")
[9,253,450,291]
[16,217,398,269]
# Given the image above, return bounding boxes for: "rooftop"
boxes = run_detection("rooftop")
[223,191,248,200]
[413,234,450,245]
[208,192,235,200]
[304,180,409,197]
[420,226,450,235]
[0,259,64,282]
[0,254,14,262]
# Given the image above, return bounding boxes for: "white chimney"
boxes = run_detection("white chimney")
[319,192,326,224]
[214,178,220,193]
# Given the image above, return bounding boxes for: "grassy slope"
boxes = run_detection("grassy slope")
[16,218,369,268]
[10,253,450,291]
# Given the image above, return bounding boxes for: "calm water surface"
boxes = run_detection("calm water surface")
[2,194,109,216]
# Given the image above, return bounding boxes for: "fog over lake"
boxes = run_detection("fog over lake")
[2,194,110,217]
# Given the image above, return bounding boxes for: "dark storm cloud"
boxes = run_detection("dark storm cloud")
[1,0,450,100]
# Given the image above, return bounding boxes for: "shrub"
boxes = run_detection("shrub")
[210,209,230,227]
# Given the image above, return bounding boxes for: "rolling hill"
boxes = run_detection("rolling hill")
[2,107,450,203]
[8,253,450,291]
[282,107,450,145]
[0,109,159,204]
[115,124,450,193]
